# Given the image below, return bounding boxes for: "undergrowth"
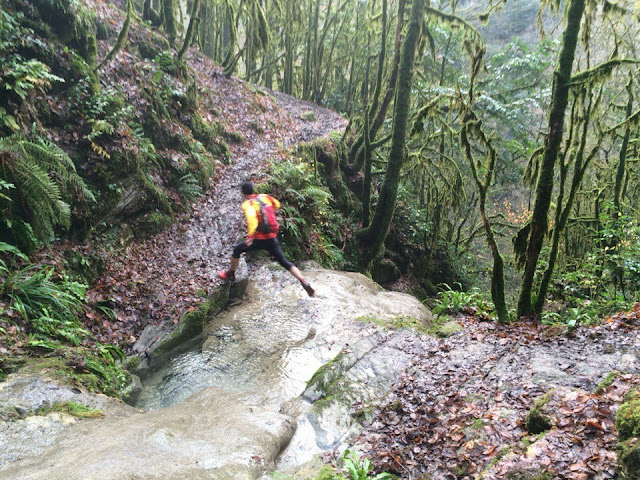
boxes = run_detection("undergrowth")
[263,155,349,269]
[0,243,129,397]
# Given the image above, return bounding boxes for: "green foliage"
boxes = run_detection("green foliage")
[432,283,494,317]
[154,51,177,75]
[35,401,103,418]
[340,450,394,480]
[57,346,130,397]
[547,209,640,323]
[0,133,95,250]
[0,250,88,349]
[265,157,346,268]
[616,389,640,441]
[177,173,203,204]
[0,10,63,132]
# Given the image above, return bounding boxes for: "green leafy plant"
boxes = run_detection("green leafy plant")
[264,157,346,268]
[177,173,203,203]
[341,450,393,480]
[1,243,89,349]
[432,283,493,317]
[0,10,63,132]
[0,133,95,250]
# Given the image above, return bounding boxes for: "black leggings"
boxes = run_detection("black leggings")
[232,237,294,271]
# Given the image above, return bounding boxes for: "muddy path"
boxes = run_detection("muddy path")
[92,90,346,347]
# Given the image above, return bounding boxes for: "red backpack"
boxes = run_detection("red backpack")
[254,195,279,234]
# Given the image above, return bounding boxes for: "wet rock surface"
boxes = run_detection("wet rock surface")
[0,266,431,479]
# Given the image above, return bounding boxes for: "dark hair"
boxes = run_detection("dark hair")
[241,181,254,195]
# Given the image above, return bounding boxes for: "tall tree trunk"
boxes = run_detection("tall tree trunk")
[163,0,177,47]
[177,0,201,60]
[350,0,406,170]
[614,73,634,211]
[516,0,586,319]
[357,0,424,272]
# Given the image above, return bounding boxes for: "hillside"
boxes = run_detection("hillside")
[1,0,346,355]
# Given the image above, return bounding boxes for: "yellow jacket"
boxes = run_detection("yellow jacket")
[242,194,280,239]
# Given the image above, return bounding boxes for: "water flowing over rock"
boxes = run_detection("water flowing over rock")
[0,266,432,479]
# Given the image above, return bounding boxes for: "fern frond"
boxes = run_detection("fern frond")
[0,133,94,247]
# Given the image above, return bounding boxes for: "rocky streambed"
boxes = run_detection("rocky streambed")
[0,265,433,479]
[1,265,639,479]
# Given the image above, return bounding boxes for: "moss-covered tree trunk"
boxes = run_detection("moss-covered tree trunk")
[177,0,201,60]
[516,0,586,319]
[534,90,606,315]
[349,0,406,169]
[96,0,133,70]
[163,0,177,47]
[614,74,634,212]
[143,0,163,26]
[357,0,424,272]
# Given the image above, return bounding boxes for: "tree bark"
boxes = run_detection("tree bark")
[357,0,424,272]
[614,73,634,211]
[163,0,177,47]
[516,0,586,319]
[177,0,201,60]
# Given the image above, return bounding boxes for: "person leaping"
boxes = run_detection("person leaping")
[218,181,315,296]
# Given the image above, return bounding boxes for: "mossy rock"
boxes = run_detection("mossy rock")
[35,401,103,418]
[617,389,640,441]
[148,286,231,362]
[189,115,230,160]
[434,320,462,338]
[617,437,640,479]
[135,212,174,238]
[300,111,317,121]
[138,34,170,60]
[505,469,553,480]
[371,257,400,285]
[32,0,97,48]
[525,391,553,434]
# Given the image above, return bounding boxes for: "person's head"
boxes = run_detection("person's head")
[241,181,254,197]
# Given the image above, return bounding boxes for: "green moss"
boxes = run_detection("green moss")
[15,352,129,398]
[306,352,360,414]
[617,437,640,479]
[356,314,429,334]
[307,352,346,392]
[190,115,230,160]
[525,391,553,434]
[32,0,97,47]
[595,371,618,394]
[136,212,174,237]
[35,401,103,418]
[616,389,640,441]
[139,172,172,214]
[505,469,553,480]
[222,130,245,144]
[124,355,141,371]
[149,286,230,360]
[300,111,317,121]
[138,34,170,60]
[433,320,462,338]
[471,418,487,429]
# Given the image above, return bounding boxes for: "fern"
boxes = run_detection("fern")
[0,134,95,249]
[178,173,203,204]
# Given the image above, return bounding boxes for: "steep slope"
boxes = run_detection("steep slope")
[1,0,345,353]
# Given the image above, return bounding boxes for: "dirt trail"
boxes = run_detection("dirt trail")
[94,91,346,346]
[356,311,640,479]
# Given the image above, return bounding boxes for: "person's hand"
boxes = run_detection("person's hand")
[245,237,254,247]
